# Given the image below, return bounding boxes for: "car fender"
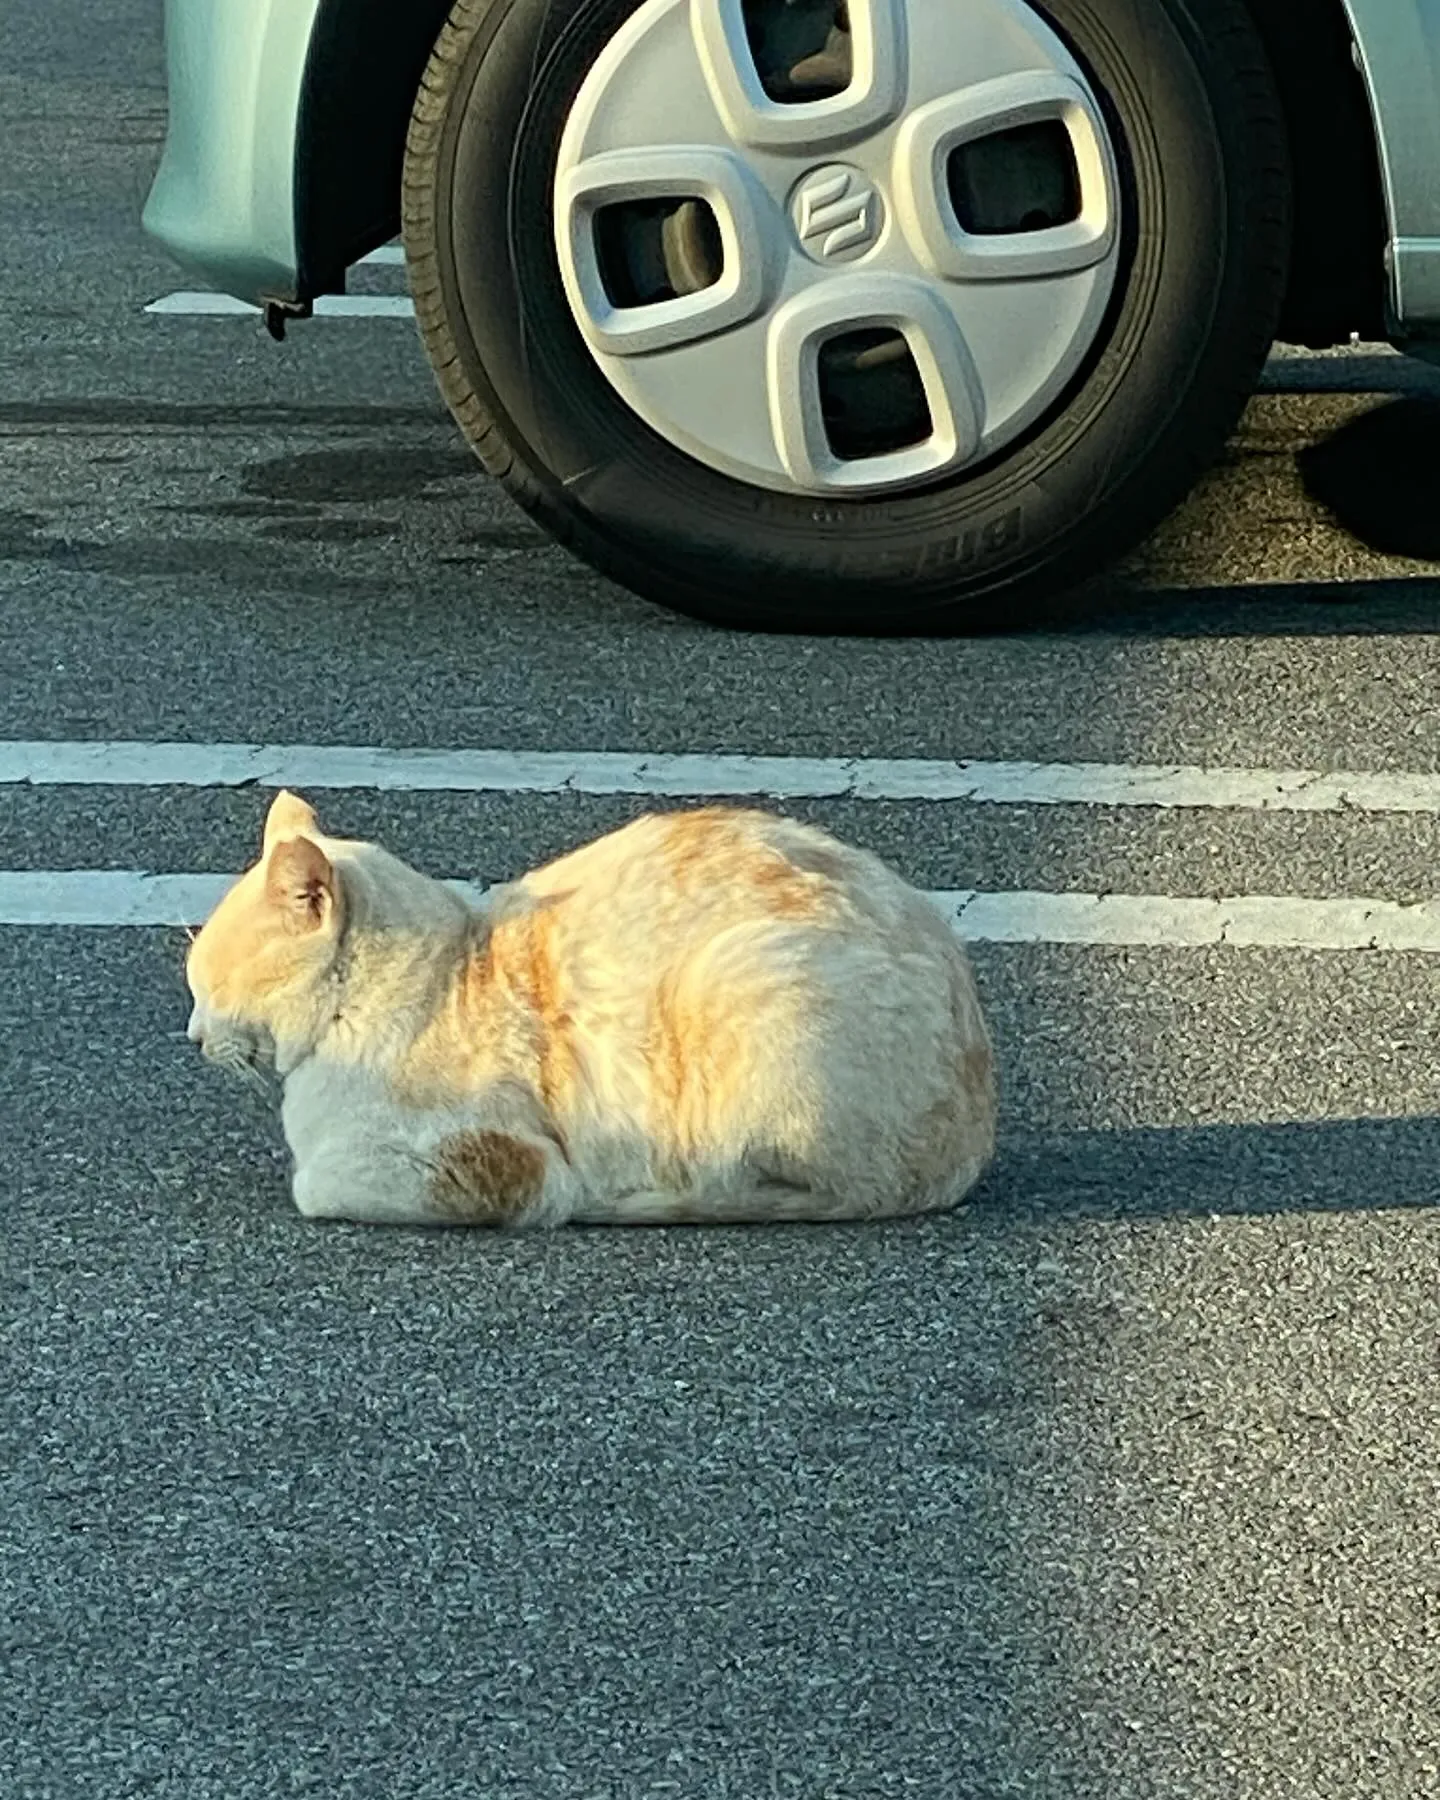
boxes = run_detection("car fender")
[143,0,449,305]
[143,0,325,302]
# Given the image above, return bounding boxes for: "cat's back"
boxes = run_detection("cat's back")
[516,805,927,946]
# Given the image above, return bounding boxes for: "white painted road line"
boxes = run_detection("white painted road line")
[144,293,415,318]
[936,891,1440,951]
[359,243,406,265]
[10,740,1440,815]
[7,872,1440,950]
[143,292,262,316]
[0,872,235,927]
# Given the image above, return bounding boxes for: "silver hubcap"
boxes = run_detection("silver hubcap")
[554,0,1121,496]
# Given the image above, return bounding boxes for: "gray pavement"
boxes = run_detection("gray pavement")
[6,4,1440,1796]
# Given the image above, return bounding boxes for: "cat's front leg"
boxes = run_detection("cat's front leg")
[283,1061,574,1227]
[290,1141,440,1225]
[291,1130,572,1228]
[283,1066,440,1224]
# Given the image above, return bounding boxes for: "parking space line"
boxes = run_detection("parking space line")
[0,871,235,927]
[144,293,415,318]
[8,740,1440,814]
[5,871,1440,949]
[937,890,1440,950]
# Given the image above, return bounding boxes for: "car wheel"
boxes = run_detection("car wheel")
[403,0,1289,634]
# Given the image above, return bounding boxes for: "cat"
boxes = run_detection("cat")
[185,789,997,1227]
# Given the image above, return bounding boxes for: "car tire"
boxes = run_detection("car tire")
[403,0,1289,634]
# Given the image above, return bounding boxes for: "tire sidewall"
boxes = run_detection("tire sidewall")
[426,0,1283,628]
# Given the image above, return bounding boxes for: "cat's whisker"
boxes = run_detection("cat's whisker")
[220,1054,277,1102]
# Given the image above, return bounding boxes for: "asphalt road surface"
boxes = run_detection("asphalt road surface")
[6,4,1440,1797]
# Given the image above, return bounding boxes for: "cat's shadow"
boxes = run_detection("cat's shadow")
[984,1113,1440,1222]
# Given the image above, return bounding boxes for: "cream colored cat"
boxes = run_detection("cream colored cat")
[185,791,996,1227]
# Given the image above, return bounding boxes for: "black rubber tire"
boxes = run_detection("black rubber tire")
[403,0,1290,634]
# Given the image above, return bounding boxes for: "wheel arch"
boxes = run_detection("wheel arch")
[1241,0,1389,345]
[293,0,454,297]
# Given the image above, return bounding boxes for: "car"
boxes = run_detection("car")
[143,0,1434,633]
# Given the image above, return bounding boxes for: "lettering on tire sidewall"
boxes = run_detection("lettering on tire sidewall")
[915,507,1025,574]
[793,503,1024,574]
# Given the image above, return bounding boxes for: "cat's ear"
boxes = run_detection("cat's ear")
[265,834,338,934]
[263,789,319,851]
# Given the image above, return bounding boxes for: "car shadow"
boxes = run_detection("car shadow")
[1297,395,1440,561]
[1056,573,1440,638]
[1055,391,1440,637]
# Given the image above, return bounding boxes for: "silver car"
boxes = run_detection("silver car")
[144,0,1440,632]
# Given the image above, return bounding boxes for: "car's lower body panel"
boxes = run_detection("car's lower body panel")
[142,0,323,305]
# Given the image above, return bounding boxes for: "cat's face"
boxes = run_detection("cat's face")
[186,790,344,1077]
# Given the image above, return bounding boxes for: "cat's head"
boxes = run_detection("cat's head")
[186,790,346,1078]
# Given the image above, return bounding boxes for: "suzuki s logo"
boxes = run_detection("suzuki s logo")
[791,164,885,263]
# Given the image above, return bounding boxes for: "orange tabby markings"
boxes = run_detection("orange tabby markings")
[657,806,736,889]
[660,809,828,919]
[429,1130,546,1223]
[491,903,574,1113]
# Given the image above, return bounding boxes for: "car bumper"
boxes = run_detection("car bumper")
[142,0,324,305]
